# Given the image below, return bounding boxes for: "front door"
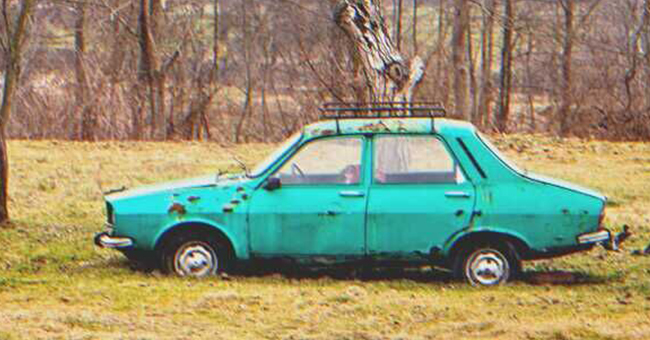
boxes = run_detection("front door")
[248,136,368,257]
[367,135,475,258]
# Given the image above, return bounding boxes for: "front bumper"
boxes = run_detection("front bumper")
[94,232,134,249]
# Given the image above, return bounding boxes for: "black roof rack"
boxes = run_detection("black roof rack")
[318,102,446,134]
[319,101,446,119]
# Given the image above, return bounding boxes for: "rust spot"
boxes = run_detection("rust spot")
[231,199,240,205]
[321,129,335,136]
[168,202,187,215]
[223,204,234,213]
[561,209,569,214]
[236,187,245,192]
[241,193,249,200]
[358,122,390,132]
[187,196,201,203]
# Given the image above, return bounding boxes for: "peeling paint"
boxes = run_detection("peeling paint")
[168,202,187,215]
[357,121,391,132]
[187,196,201,203]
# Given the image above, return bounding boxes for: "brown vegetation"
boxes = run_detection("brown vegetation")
[0,0,647,142]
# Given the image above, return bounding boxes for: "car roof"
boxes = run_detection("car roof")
[303,117,477,139]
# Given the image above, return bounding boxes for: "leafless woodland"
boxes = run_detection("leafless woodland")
[3,0,650,142]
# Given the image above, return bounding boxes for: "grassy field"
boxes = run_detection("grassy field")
[1,136,650,340]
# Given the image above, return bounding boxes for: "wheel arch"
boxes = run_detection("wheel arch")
[153,221,239,260]
[445,230,530,265]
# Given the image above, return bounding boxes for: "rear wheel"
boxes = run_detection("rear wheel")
[161,233,231,277]
[453,242,520,286]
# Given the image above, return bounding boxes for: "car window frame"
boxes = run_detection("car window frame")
[249,132,303,178]
[267,135,368,187]
[370,134,469,186]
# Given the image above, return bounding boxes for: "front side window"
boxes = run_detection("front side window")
[374,135,464,184]
[274,137,363,185]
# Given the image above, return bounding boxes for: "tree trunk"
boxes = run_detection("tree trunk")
[412,0,418,55]
[394,0,403,50]
[451,0,470,119]
[436,0,449,107]
[496,0,514,133]
[477,0,495,129]
[235,0,253,143]
[0,129,8,224]
[333,0,423,103]
[137,0,161,140]
[467,19,478,124]
[75,1,95,141]
[0,0,34,224]
[559,0,574,136]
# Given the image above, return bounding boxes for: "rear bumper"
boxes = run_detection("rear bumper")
[94,232,134,249]
[578,226,631,251]
[577,229,611,245]
[526,227,630,260]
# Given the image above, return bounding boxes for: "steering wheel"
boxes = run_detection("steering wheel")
[291,163,305,177]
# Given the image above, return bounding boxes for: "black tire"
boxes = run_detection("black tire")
[160,232,231,277]
[452,241,521,286]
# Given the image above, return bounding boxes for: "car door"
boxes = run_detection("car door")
[248,136,369,257]
[366,135,476,258]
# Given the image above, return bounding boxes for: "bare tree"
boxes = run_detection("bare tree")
[332,0,423,103]
[477,0,495,128]
[496,0,514,132]
[234,0,254,142]
[559,0,574,136]
[75,0,96,141]
[451,0,470,118]
[0,0,34,223]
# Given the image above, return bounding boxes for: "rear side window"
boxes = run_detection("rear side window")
[374,135,464,184]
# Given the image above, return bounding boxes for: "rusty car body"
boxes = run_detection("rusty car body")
[95,103,617,285]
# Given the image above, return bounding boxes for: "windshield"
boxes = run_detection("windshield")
[476,132,526,174]
[249,132,303,177]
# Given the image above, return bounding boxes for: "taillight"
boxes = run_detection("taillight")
[597,206,606,230]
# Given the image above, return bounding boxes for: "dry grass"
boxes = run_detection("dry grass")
[1,136,650,340]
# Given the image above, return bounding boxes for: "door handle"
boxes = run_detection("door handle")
[445,191,471,198]
[319,210,340,217]
[339,190,365,198]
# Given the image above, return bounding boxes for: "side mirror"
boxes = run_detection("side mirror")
[264,177,281,191]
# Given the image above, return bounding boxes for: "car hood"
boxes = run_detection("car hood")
[525,172,606,201]
[106,173,245,201]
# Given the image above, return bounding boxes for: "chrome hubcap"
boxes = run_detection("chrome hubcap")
[175,242,218,277]
[466,250,509,286]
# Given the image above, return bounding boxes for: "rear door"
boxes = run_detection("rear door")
[366,135,475,258]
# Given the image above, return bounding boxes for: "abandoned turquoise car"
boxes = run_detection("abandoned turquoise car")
[95,103,617,285]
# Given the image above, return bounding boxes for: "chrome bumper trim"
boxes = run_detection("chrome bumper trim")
[577,230,611,245]
[94,232,133,249]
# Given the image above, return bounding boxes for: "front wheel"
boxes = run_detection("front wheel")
[453,242,520,286]
[161,234,230,277]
